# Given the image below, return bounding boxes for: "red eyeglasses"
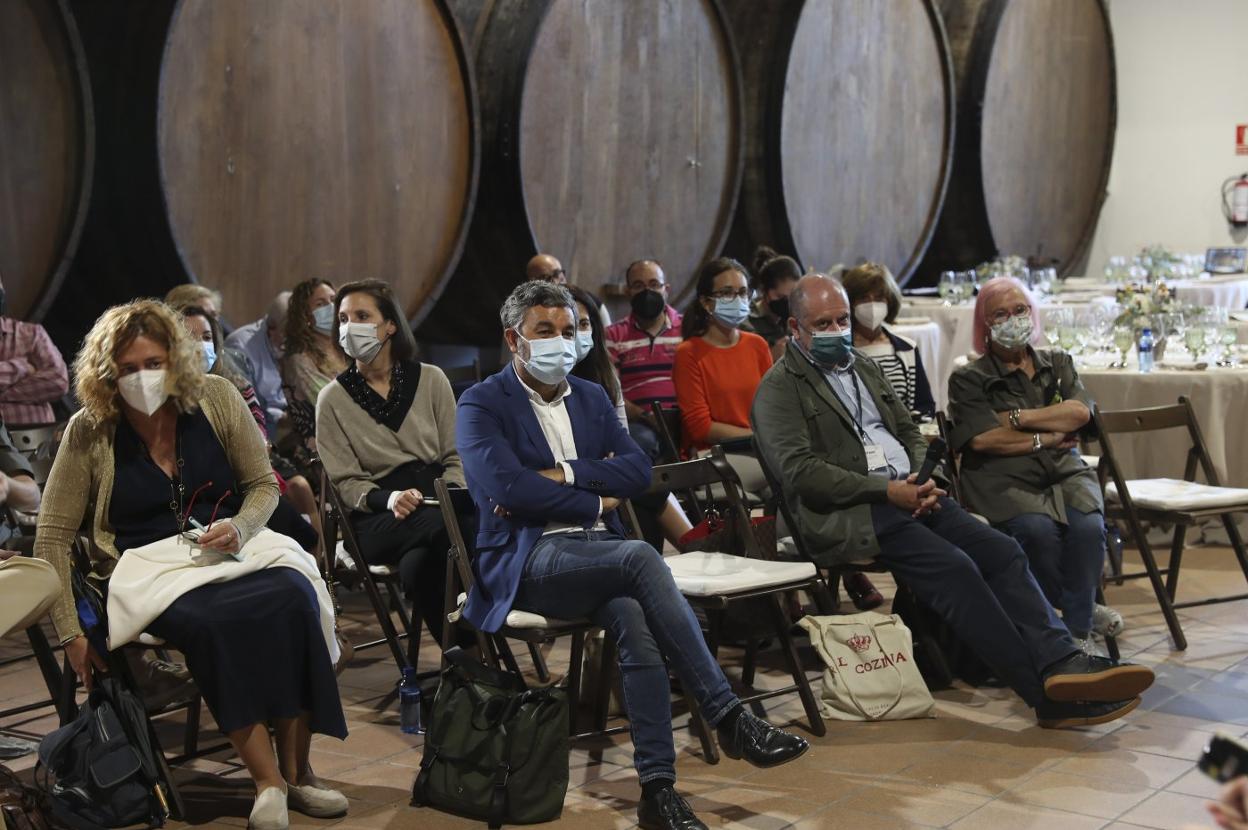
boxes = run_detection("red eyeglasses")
[182,481,233,532]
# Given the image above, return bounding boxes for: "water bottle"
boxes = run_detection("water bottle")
[399,668,423,734]
[1137,327,1154,374]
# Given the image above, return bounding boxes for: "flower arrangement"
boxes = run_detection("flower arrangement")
[975,255,1028,281]
[1113,281,1181,328]
[1138,245,1180,280]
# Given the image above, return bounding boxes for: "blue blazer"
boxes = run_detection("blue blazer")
[455,366,652,633]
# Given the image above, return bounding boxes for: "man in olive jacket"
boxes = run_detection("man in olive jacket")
[751,274,1153,729]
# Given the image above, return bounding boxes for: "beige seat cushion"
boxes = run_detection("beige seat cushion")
[1105,478,1248,512]
[454,592,576,629]
[663,552,816,598]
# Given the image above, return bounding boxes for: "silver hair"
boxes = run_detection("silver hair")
[500,280,577,331]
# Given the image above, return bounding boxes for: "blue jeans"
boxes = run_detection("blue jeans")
[872,498,1077,707]
[513,531,738,784]
[628,419,662,460]
[997,508,1106,637]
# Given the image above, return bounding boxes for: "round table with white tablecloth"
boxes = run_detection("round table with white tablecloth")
[1077,362,1248,488]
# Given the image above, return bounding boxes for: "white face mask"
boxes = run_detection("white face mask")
[574,329,594,363]
[515,331,577,386]
[339,321,386,364]
[118,369,169,416]
[312,304,335,335]
[854,301,888,331]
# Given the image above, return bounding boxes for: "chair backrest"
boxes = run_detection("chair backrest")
[440,359,482,398]
[1091,396,1219,499]
[434,478,480,594]
[645,447,764,558]
[648,401,683,464]
[934,411,963,505]
[753,439,820,567]
[8,424,58,456]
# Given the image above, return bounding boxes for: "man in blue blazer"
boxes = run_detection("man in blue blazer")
[456,281,808,830]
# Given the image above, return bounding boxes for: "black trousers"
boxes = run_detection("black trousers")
[871,497,1077,707]
[267,496,319,552]
[349,505,451,643]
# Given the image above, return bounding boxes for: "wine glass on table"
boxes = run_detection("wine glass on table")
[939,271,955,306]
[1112,327,1135,369]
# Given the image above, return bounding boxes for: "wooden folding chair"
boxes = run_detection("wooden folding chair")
[434,479,622,737]
[1092,397,1248,650]
[316,462,423,678]
[633,448,826,748]
[440,359,482,399]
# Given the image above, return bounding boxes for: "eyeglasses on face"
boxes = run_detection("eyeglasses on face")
[540,269,566,281]
[989,304,1032,325]
[707,287,750,300]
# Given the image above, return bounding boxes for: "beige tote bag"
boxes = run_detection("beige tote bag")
[798,612,935,721]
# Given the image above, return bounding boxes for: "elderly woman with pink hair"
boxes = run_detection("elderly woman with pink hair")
[946,277,1121,650]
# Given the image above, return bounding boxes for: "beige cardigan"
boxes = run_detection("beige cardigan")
[316,362,464,511]
[35,375,279,640]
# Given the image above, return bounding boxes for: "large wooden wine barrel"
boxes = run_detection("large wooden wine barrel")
[157,0,476,325]
[0,0,93,322]
[723,0,954,282]
[421,0,743,345]
[919,0,1116,281]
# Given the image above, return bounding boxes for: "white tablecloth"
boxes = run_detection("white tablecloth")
[1079,364,1248,488]
[1057,275,1248,310]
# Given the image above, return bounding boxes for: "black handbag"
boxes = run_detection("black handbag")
[36,678,167,830]
[411,648,569,828]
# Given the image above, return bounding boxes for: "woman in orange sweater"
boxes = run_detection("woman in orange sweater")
[673,257,773,494]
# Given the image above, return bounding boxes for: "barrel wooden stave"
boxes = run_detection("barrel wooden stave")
[0,0,92,321]
[158,0,475,325]
[919,0,1116,281]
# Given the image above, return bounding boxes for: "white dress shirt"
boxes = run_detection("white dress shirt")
[513,365,606,534]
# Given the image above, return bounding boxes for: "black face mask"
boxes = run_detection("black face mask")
[630,289,666,321]
[768,297,790,321]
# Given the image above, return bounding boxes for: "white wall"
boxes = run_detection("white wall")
[1083,0,1248,274]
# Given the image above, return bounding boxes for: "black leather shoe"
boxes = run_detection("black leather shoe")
[1035,696,1141,729]
[638,787,707,830]
[1042,651,1154,702]
[716,711,809,768]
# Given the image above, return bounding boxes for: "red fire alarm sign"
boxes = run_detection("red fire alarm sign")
[1238,124,1248,156]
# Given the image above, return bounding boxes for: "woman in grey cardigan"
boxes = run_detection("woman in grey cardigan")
[315,280,464,645]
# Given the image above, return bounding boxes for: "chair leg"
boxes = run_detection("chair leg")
[1106,521,1126,585]
[57,655,77,725]
[566,634,586,736]
[1164,525,1188,602]
[741,638,758,688]
[529,643,551,683]
[184,696,202,758]
[768,594,825,737]
[27,625,63,704]
[1222,513,1248,585]
[1095,584,1120,661]
[359,568,411,674]
[689,707,720,764]
[591,636,616,733]
[495,637,524,676]
[1137,531,1187,650]
[812,576,838,615]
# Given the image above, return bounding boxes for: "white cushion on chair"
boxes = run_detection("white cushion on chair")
[663,552,816,597]
[1105,478,1248,512]
[454,593,573,629]
[368,564,397,577]
[1079,454,1100,469]
[136,633,166,646]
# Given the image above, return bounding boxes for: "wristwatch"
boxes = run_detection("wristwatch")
[1009,408,1023,430]
[1031,433,1043,453]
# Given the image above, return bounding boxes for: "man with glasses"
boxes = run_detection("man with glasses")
[458,280,809,830]
[525,252,610,326]
[605,260,682,459]
[751,273,1154,729]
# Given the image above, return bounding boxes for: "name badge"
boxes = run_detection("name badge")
[865,444,888,471]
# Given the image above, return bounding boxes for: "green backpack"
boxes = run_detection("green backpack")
[411,648,569,828]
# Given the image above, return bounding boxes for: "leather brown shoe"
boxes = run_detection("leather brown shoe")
[716,711,809,768]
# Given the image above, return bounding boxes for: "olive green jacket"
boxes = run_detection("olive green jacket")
[751,342,934,566]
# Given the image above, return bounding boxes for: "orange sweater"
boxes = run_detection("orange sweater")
[672,332,773,450]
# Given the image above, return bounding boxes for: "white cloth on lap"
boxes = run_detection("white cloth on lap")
[105,528,340,663]
[1104,478,1248,512]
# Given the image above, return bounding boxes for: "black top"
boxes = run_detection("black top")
[110,409,244,552]
[336,360,420,432]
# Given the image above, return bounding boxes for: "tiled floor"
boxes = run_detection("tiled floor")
[3,544,1246,829]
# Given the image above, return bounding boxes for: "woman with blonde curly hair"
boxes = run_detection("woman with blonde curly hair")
[36,300,348,830]
[280,279,347,447]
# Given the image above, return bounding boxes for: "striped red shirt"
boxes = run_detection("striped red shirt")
[605,308,683,408]
[0,318,69,426]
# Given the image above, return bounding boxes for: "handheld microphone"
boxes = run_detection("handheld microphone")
[913,437,947,486]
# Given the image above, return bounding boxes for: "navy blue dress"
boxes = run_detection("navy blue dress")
[110,410,346,738]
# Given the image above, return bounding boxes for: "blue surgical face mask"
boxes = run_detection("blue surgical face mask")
[516,331,577,386]
[200,341,217,373]
[712,296,750,329]
[312,303,335,335]
[808,329,854,369]
[575,329,594,364]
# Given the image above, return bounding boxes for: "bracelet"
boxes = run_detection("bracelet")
[60,633,82,647]
[1031,433,1043,453]
[1009,408,1023,430]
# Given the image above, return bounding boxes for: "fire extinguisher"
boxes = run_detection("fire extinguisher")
[1224,173,1248,227]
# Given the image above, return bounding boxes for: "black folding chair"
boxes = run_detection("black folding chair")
[1091,397,1248,650]
[316,462,423,678]
[628,449,827,753]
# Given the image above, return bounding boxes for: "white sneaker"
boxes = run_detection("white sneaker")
[248,786,288,830]
[1072,635,1106,657]
[1093,604,1125,637]
[287,776,349,819]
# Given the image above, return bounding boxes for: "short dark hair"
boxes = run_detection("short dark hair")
[501,280,576,331]
[334,279,418,363]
